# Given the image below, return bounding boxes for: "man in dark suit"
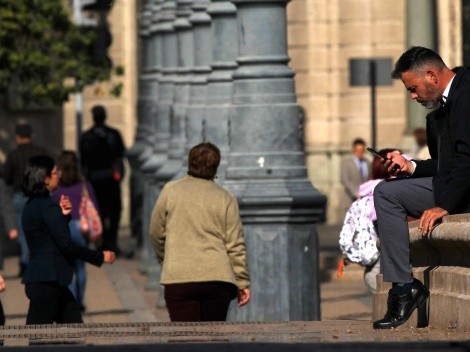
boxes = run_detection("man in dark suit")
[372,47,470,329]
[340,138,371,217]
[80,105,126,255]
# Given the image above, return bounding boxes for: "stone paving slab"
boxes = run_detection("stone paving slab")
[2,341,470,352]
[0,321,468,346]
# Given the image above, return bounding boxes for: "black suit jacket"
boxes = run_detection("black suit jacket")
[411,67,470,213]
[21,196,104,286]
[79,124,125,181]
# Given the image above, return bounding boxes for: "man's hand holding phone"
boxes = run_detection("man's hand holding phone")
[367,147,413,175]
[383,153,407,175]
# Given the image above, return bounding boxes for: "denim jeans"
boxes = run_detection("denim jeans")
[13,192,29,264]
[68,220,87,306]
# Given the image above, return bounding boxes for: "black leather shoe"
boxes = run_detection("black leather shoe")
[373,278,429,329]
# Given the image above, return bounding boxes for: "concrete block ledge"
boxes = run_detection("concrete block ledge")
[408,214,470,267]
[373,214,470,331]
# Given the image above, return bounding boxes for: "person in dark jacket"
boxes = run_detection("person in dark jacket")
[0,180,16,325]
[372,47,470,329]
[0,178,18,246]
[21,155,115,324]
[79,105,125,254]
[3,123,48,276]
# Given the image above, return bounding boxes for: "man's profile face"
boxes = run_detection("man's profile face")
[401,70,441,109]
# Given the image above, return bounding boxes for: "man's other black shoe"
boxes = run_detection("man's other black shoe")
[373,278,429,329]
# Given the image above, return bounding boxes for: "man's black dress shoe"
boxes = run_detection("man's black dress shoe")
[373,278,429,329]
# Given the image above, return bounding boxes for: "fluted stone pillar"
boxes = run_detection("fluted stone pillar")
[172,0,212,180]
[225,0,326,321]
[138,1,165,275]
[154,0,194,186]
[127,3,153,256]
[144,0,178,290]
[130,1,163,273]
[204,0,237,181]
[128,3,153,164]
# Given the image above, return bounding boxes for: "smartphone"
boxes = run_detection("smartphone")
[368,147,401,173]
[366,147,383,159]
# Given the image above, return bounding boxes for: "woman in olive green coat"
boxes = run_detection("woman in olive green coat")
[150,142,250,322]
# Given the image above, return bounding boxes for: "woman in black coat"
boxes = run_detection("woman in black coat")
[21,155,115,324]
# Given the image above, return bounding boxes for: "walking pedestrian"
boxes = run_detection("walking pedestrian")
[3,123,48,277]
[21,155,115,324]
[52,151,100,311]
[79,105,125,255]
[150,142,250,321]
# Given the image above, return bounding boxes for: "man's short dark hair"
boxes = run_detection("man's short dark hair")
[91,105,107,125]
[187,142,221,180]
[15,123,32,138]
[352,138,366,147]
[391,46,446,79]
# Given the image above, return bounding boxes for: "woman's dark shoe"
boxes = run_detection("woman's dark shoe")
[373,278,429,329]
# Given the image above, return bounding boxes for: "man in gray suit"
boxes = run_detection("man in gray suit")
[373,47,470,329]
[340,138,371,216]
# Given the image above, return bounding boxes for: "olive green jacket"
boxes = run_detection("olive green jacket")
[149,175,250,290]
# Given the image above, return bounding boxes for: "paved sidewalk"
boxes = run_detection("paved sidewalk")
[0,225,468,346]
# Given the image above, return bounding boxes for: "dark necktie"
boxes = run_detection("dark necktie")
[359,159,367,179]
[440,95,447,107]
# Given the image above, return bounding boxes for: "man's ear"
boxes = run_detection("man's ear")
[426,70,438,84]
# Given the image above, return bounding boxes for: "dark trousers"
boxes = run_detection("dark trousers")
[374,177,435,283]
[25,282,83,324]
[164,282,237,322]
[0,299,5,326]
[91,179,122,252]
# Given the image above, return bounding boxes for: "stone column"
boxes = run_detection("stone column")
[204,0,237,181]
[133,0,164,274]
[143,0,178,290]
[138,0,166,274]
[172,0,212,180]
[127,2,153,255]
[225,0,326,321]
[154,0,194,185]
[406,0,436,131]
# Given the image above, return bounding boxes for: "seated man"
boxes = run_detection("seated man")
[373,47,470,329]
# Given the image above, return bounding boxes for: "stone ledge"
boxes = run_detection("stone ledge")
[408,214,470,267]
[373,214,470,331]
